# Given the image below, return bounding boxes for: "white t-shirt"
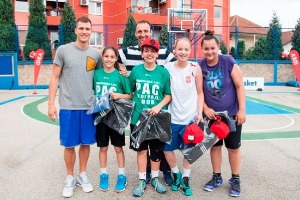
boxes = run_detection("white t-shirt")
[165,61,199,124]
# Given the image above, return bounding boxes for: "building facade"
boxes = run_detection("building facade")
[13,0,230,59]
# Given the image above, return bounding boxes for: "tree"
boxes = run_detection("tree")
[291,18,300,53]
[230,46,235,57]
[220,40,228,54]
[23,0,51,60]
[265,12,283,60]
[0,0,19,52]
[237,40,245,59]
[122,14,138,48]
[58,0,76,47]
[159,24,168,47]
[251,36,267,60]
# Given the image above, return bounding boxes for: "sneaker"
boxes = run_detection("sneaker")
[133,179,147,197]
[163,171,173,186]
[171,172,182,191]
[146,170,151,184]
[229,177,241,197]
[181,177,193,196]
[77,172,94,193]
[151,177,167,194]
[203,174,223,192]
[99,173,109,191]
[62,175,77,198]
[114,174,127,192]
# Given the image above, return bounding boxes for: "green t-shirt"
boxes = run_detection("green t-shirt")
[93,68,131,96]
[129,64,171,125]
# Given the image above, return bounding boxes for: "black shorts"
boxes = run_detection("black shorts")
[96,123,125,147]
[213,124,242,149]
[130,124,165,152]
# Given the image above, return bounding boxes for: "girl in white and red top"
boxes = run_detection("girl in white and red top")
[163,37,204,196]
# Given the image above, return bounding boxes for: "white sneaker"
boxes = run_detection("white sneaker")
[77,172,94,193]
[62,175,76,198]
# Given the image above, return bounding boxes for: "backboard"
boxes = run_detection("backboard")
[167,8,207,33]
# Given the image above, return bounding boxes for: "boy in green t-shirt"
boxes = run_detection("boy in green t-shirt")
[129,38,172,197]
[94,46,132,193]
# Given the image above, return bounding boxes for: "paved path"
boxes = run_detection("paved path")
[0,86,300,199]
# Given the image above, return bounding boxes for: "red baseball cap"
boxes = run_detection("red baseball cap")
[141,38,160,52]
[182,123,205,144]
[209,116,230,140]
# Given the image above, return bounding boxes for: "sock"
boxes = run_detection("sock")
[171,166,179,174]
[151,170,159,178]
[118,167,125,175]
[100,168,107,174]
[138,172,146,180]
[213,172,221,177]
[232,174,240,179]
[182,167,191,177]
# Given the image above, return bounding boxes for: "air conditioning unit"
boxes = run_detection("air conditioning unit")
[80,0,89,6]
[117,37,123,45]
[159,0,167,4]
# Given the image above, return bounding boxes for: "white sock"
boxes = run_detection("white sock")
[138,172,146,180]
[100,168,107,174]
[151,170,159,178]
[118,167,125,175]
[171,166,179,173]
[183,167,191,177]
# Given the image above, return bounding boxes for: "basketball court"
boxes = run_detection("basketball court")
[0,86,299,199]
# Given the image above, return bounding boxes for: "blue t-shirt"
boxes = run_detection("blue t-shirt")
[198,55,238,116]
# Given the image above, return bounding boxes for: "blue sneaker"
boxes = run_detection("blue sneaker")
[203,174,223,192]
[151,177,167,194]
[163,171,173,186]
[114,174,127,192]
[133,179,147,197]
[99,173,109,191]
[171,172,182,191]
[229,177,241,197]
[181,176,193,196]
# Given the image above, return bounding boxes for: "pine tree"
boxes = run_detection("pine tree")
[122,14,138,48]
[159,24,168,47]
[265,12,283,60]
[58,0,76,46]
[0,0,19,51]
[291,18,300,53]
[237,40,245,59]
[23,0,51,60]
[230,46,235,57]
[220,40,228,54]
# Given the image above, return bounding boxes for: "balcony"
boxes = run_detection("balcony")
[45,6,64,16]
[129,5,167,16]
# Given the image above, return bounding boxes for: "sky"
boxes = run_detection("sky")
[230,0,300,29]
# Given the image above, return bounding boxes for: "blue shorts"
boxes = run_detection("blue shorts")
[59,110,96,148]
[164,123,186,151]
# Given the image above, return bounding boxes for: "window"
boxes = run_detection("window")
[89,1,102,15]
[214,6,221,19]
[15,0,29,12]
[90,32,102,47]
[18,30,28,48]
[50,32,59,49]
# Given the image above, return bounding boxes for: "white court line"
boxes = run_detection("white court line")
[244,98,299,132]
[243,114,295,132]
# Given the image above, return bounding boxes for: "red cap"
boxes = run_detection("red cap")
[209,116,230,140]
[182,123,205,144]
[141,38,160,52]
